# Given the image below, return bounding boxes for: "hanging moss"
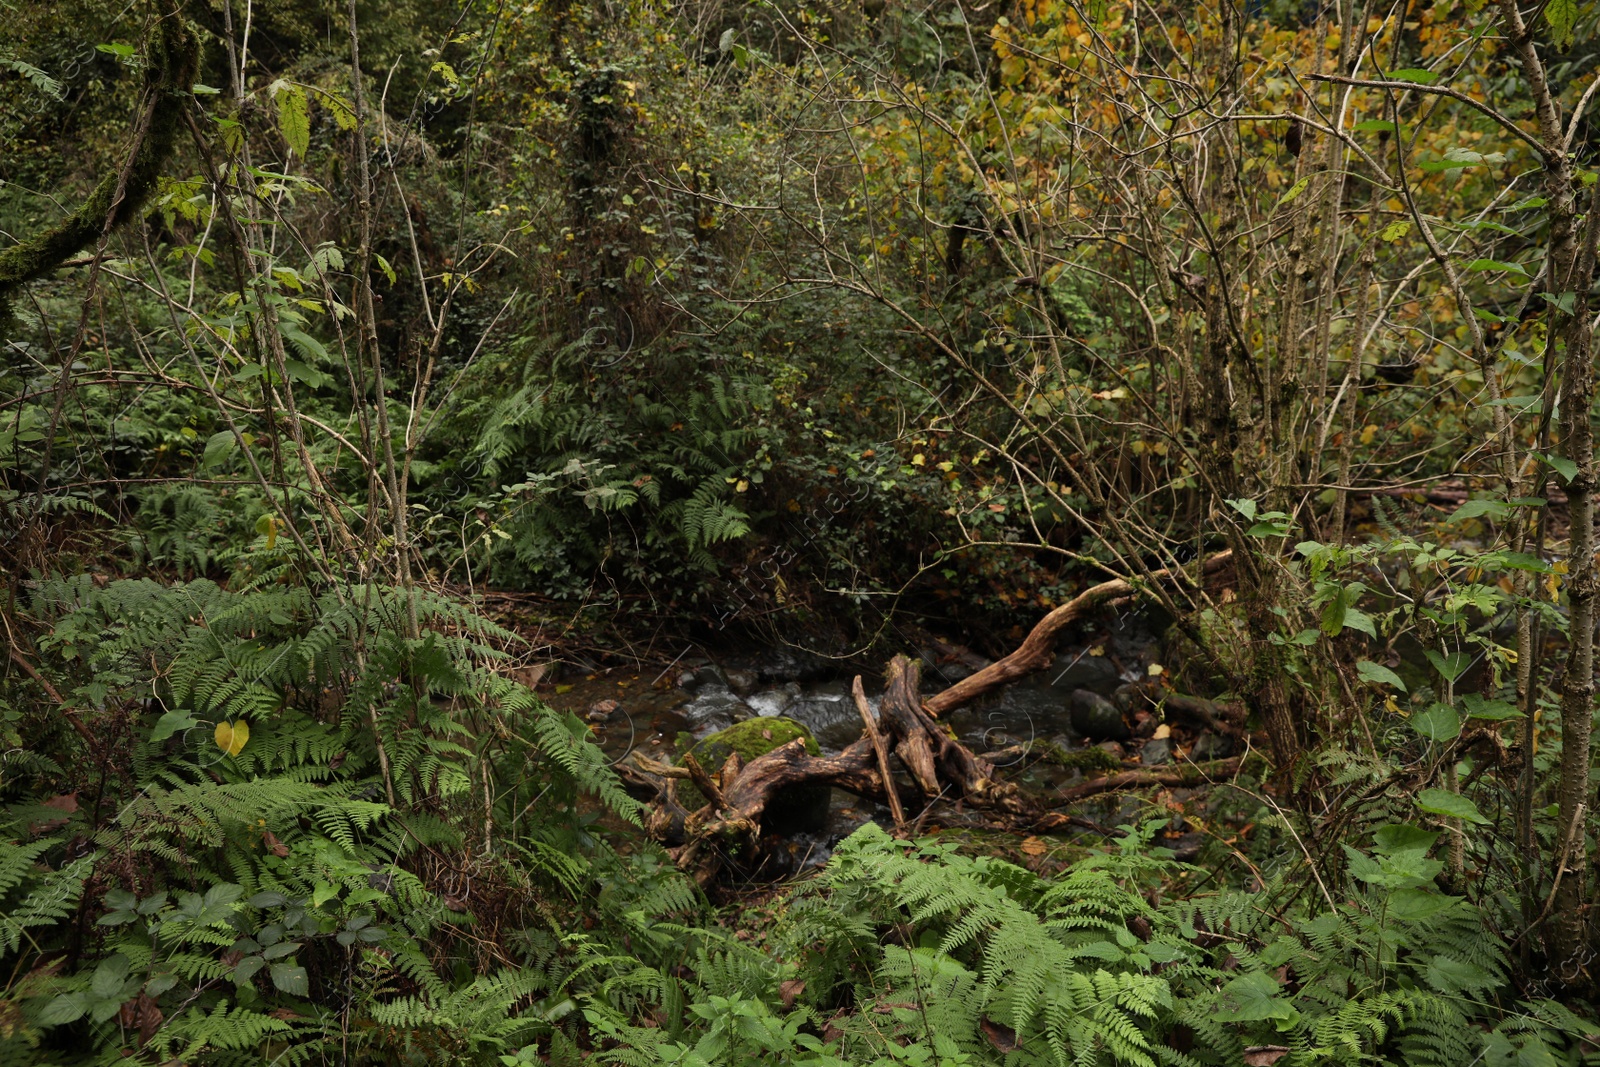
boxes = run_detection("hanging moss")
[0,11,199,318]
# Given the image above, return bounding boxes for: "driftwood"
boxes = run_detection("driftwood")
[622,656,1037,884]
[621,650,1248,884]
[922,551,1234,718]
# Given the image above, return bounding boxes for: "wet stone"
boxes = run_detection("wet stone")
[1070,689,1131,741]
[1053,652,1120,691]
[1191,732,1235,761]
[1140,737,1172,765]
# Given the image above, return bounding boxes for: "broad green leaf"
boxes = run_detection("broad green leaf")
[430,60,460,88]
[1345,844,1443,888]
[1388,888,1461,920]
[1410,702,1461,742]
[1485,551,1550,573]
[1448,498,1509,522]
[1356,660,1407,691]
[270,963,309,996]
[1541,291,1577,316]
[1417,788,1490,825]
[201,430,236,470]
[1423,649,1470,683]
[278,323,327,362]
[1543,453,1578,482]
[234,955,266,985]
[1465,259,1528,276]
[1380,220,1411,242]
[276,83,311,158]
[1461,693,1524,721]
[1354,119,1397,133]
[1419,157,1480,172]
[38,992,88,1025]
[1212,970,1298,1024]
[1342,607,1377,638]
[90,954,131,999]
[1374,824,1440,854]
[150,709,199,743]
[1547,0,1577,47]
[204,883,244,908]
[1390,68,1439,84]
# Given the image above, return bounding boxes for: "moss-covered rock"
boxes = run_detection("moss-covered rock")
[681,717,830,834]
[691,716,821,767]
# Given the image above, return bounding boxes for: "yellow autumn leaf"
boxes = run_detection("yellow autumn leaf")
[214,719,249,756]
[1545,561,1568,603]
[911,453,926,466]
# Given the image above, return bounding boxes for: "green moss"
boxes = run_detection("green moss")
[0,15,199,315]
[692,716,821,771]
[1034,740,1122,773]
[678,717,829,833]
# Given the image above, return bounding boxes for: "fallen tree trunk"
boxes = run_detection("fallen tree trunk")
[922,550,1233,718]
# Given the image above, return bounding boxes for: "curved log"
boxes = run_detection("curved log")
[922,550,1234,718]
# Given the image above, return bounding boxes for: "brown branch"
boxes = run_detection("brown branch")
[924,551,1233,717]
[7,645,97,748]
[853,674,906,832]
[1048,757,1244,804]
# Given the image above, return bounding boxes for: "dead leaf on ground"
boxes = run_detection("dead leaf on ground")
[29,792,78,834]
[780,979,806,1010]
[1244,1045,1291,1066]
[1020,836,1047,856]
[980,1017,1021,1053]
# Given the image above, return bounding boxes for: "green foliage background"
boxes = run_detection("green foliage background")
[5,0,1600,1062]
